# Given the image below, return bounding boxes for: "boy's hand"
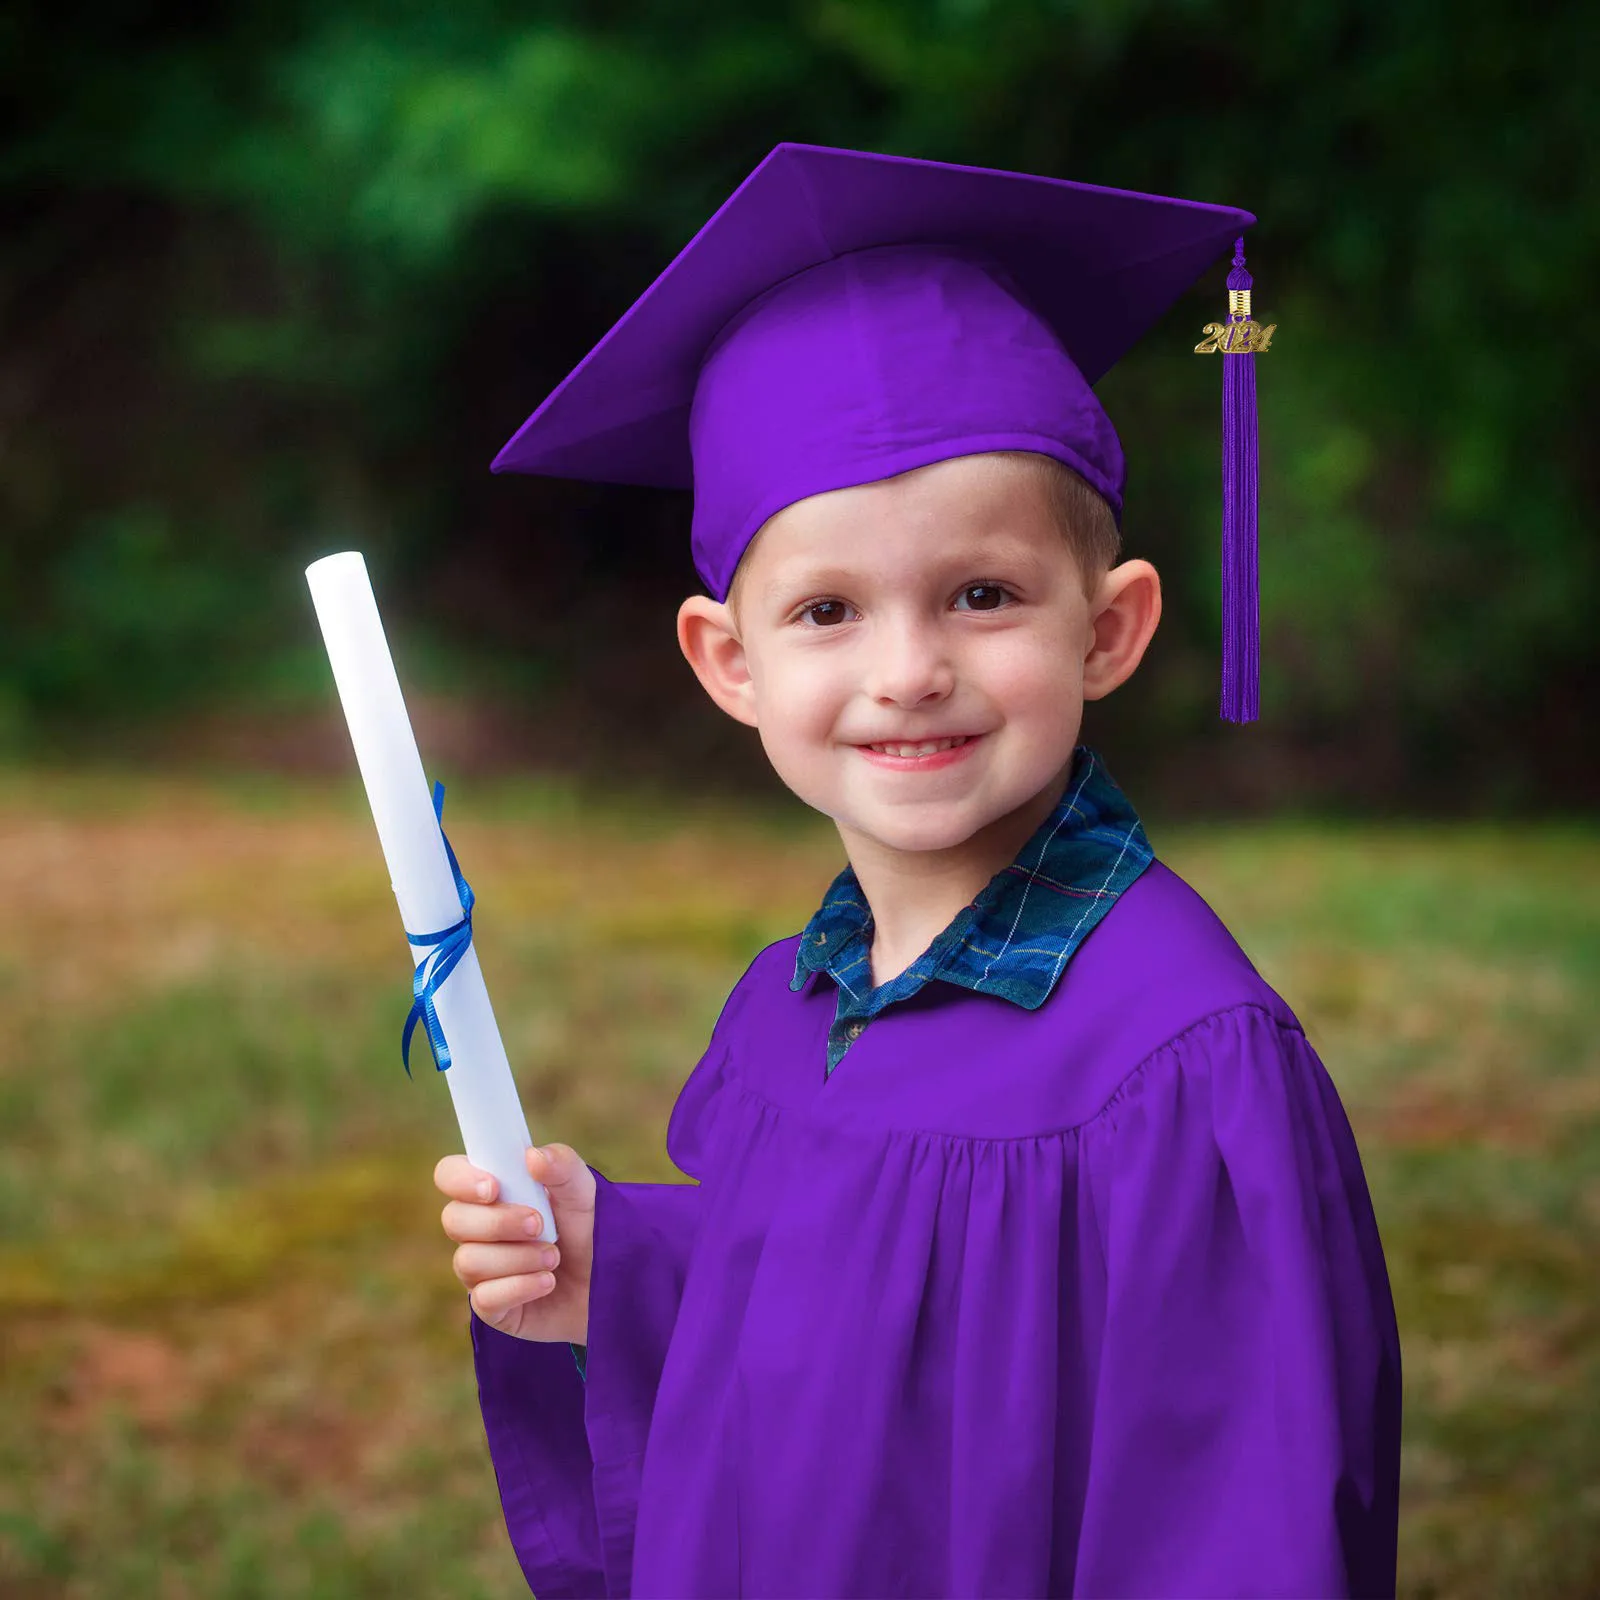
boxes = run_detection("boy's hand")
[435,1143,595,1345]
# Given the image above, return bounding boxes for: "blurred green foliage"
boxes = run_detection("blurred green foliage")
[1,0,1594,804]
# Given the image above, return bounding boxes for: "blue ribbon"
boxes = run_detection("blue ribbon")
[400,779,476,1079]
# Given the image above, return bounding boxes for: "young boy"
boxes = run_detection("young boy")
[435,144,1402,1598]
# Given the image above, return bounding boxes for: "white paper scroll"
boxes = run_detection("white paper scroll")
[305,551,556,1241]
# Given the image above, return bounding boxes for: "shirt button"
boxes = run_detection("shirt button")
[845,1021,864,1038]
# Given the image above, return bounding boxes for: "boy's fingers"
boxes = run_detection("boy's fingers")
[471,1272,556,1320]
[527,1141,575,1180]
[439,1144,583,1208]
[434,1153,495,1202]
[442,1199,551,1244]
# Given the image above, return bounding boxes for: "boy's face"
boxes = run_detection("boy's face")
[677,452,1160,872]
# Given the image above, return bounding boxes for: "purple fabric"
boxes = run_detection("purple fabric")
[686,243,1125,603]
[490,142,1252,605]
[471,859,1402,1597]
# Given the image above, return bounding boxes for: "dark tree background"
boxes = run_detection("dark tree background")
[2,0,1594,813]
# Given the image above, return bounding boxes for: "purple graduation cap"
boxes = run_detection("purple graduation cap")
[493,142,1264,722]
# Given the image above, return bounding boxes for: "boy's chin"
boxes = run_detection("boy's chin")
[832,805,1000,858]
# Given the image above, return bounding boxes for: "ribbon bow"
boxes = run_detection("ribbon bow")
[400,779,476,1079]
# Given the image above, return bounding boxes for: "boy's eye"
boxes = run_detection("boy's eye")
[955,584,1012,612]
[795,584,1015,628]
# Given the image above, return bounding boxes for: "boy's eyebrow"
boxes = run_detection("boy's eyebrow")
[762,539,1047,600]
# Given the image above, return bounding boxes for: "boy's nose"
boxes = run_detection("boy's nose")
[859,631,958,704]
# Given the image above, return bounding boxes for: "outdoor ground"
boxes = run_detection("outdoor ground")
[0,758,1596,1597]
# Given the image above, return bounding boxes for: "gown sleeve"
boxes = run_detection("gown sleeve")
[1073,1003,1402,1599]
[470,1025,737,1598]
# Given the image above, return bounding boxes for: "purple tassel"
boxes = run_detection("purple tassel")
[1220,238,1260,723]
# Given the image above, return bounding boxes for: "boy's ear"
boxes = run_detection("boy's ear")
[1082,559,1162,702]
[677,595,761,729]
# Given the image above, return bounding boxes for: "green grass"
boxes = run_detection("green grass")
[1,758,1596,1597]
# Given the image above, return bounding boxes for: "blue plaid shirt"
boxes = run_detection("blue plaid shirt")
[790,743,1154,1075]
[569,743,1152,1381]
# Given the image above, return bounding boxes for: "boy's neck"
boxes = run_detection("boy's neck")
[841,756,1078,988]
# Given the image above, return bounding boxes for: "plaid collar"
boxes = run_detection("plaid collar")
[790,744,1153,1019]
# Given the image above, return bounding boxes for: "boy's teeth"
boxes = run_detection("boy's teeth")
[867,736,970,757]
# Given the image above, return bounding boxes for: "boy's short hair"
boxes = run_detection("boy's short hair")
[997,450,1122,599]
[724,450,1121,627]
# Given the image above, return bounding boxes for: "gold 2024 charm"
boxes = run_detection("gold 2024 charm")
[1195,318,1276,354]
[1197,279,1275,354]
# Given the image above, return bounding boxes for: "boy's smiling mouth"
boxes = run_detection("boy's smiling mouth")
[853,733,984,766]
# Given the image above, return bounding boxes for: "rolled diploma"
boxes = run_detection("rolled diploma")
[305,551,556,1241]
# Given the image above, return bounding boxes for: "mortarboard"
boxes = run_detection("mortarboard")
[492,143,1266,721]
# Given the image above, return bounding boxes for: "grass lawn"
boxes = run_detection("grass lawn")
[0,759,1595,1597]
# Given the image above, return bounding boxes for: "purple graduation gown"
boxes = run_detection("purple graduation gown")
[471,858,1402,1597]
